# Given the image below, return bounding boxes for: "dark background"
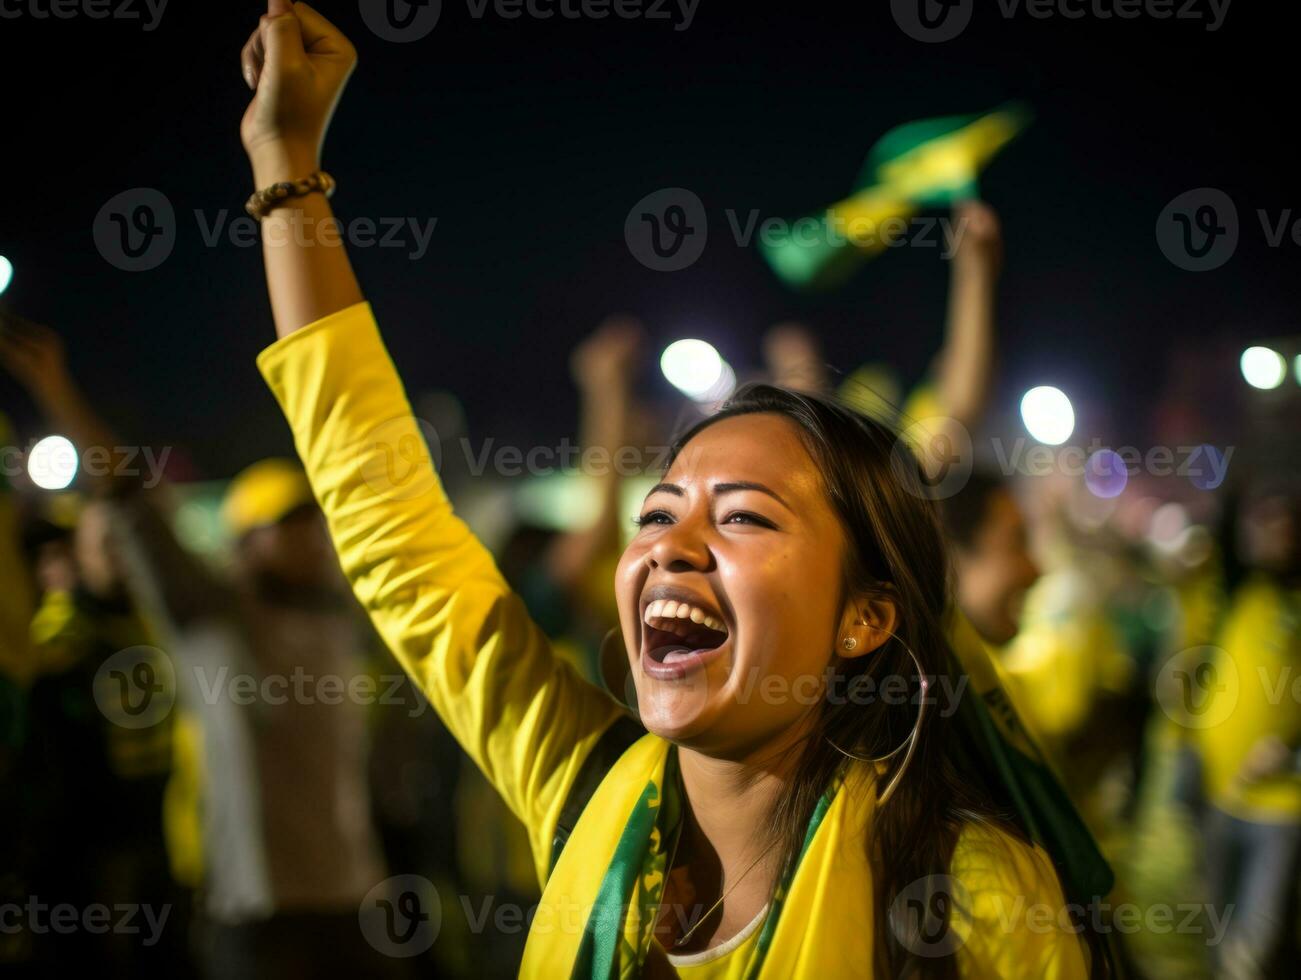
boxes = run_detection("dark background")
[1,0,1296,477]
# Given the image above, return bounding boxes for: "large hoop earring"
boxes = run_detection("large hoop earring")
[825,632,929,808]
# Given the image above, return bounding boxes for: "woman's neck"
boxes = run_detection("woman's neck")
[658,722,813,952]
[677,750,783,868]
[675,718,813,860]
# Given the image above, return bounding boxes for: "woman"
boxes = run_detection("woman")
[238,3,1093,975]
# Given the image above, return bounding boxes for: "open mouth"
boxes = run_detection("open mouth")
[640,597,730,679]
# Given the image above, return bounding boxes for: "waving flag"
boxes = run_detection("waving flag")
[762,102,1032,289]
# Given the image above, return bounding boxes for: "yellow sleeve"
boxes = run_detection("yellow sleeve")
[257,302,622,881]
[952,825,1090,979]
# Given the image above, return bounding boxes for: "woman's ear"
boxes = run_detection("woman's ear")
[836,591,898,659]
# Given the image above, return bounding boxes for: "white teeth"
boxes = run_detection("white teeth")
[642,600,727,635]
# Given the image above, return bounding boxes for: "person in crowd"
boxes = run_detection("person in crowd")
[2,321,189,976]
[0,313,395,980]
[1197,488,1301,980]
[940,471,1041,649]
[234,3,1100,975]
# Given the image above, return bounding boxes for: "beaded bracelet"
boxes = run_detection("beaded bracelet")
[244,171,336,220]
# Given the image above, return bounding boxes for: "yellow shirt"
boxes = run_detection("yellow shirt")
[1001,571,1132,743]
[258,302,1089,977]
[1196,576,1301,821]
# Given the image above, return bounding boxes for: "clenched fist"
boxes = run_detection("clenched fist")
[951,200,1003,277]
[240,0,357,185]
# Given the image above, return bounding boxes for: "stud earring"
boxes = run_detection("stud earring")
[842,636,858,651]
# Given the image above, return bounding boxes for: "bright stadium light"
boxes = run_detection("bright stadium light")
[27,435,78,490]
[1240,346,1286,390]
[0,255,12,297]
[697,360,737,404]
[1020,385,1075,446]
[661,339,724,399]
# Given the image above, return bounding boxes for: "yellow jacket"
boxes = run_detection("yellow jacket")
[258,303,1088,978]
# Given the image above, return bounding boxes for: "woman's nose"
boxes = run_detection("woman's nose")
[644,517,712,572]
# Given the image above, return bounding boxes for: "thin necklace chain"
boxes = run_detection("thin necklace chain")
[667,829,775,950]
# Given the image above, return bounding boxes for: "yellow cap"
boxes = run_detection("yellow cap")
[221,458,315,539]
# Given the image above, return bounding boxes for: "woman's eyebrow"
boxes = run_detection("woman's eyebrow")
[713,481,793,513]
[645,482,685,498]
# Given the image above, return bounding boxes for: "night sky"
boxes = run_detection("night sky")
[2,0,1297,478]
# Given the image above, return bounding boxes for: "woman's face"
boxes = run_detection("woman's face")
[615,412,852,758]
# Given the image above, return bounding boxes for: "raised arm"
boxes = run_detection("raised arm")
[239,1,624,879]
[935,200,1002,433]
[544,316,644,595]
[0,313,127,494]
[0,311,233,629]
[240,0,362,336]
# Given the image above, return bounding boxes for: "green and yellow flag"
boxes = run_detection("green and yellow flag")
[762,102,1032,289]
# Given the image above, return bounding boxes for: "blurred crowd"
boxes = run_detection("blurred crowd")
[1,200,1298,979]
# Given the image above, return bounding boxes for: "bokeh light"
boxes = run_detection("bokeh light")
[1084,448,1128,498]
[0,255,12,296]
[1020,385,1075,445]
[27,435,78,490]
[1147,501,1191,554]
[1240,345,1286,389]
[661,339,724,399]
[697,361,737,405]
